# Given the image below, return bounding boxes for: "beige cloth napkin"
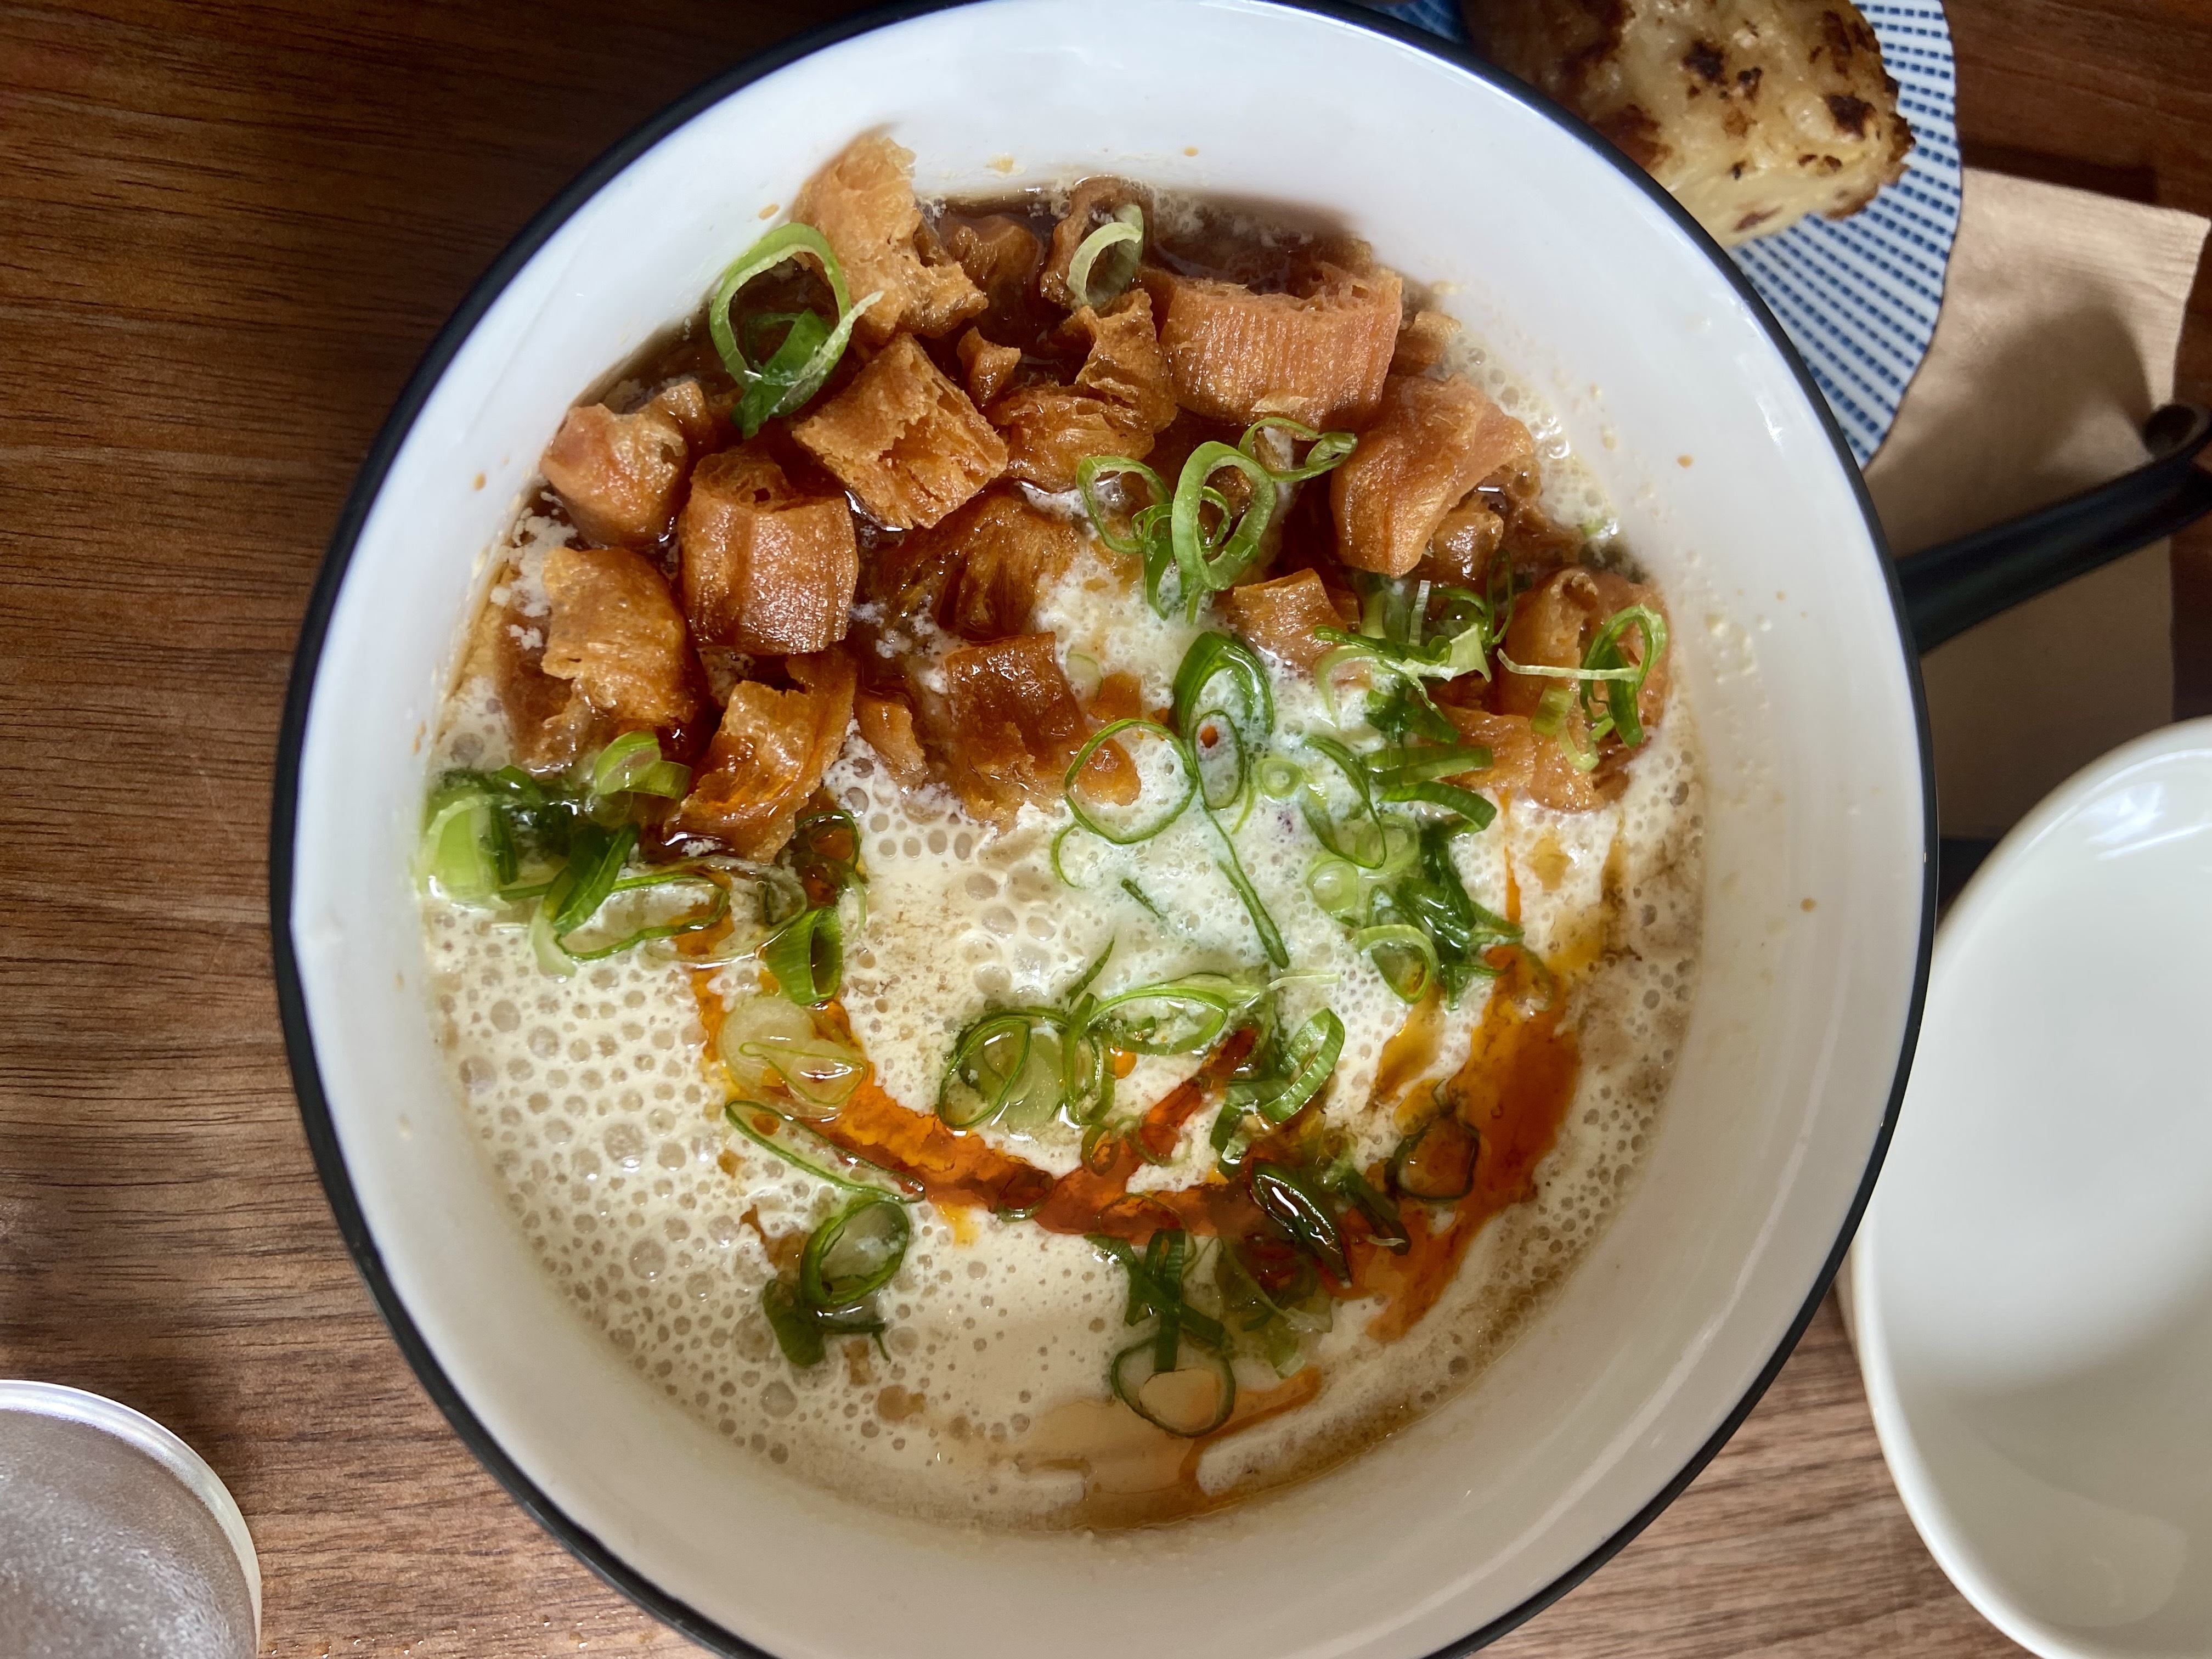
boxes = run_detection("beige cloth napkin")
[1863,168,2211,838]
[1838,170,2208,1353]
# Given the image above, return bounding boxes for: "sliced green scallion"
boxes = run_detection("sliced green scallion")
[1110,1335,1236,1437]
[707,223,882,438]
[1256,755,1305,799]
[761,1277,885,1368]
[1199,806,1289,969]
[1079,423,1356,622]
[1119,877,1171,924]
[1170,443,1278,614]
[1093,1231,1238,1436]
[1214,1239,1330,1375]
[1063,718,1195,845]
[417,793,504,901]
[763,1189,916,1368]
[799,1195,912,1310]
[1325,1158,1409,1252]
[760,904,843,1005]
[1500,603,1669,769]
[723,1099,919,1201]
[1239,415,1358,483]
[939,1008,1069,1129]
[1175,631,1274,763]
[1390,1114,1480,1202]
[1249,1161,1351,1284]
[1354,923,1442,1003]
[589,731,690,801]
[1244,1008,1344,1125]
[1211,1005,1347,1174]
[554,868,731,962]
[1086,974,1260,1057]
[1074,455,1170,560]
[734,1034,865,1114]
[1065,202,1146,311]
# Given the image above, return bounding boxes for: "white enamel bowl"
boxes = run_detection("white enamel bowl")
[1852,720,2212,1659]
[273,3,1931,1655]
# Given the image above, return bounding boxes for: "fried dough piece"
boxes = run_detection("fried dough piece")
[1040,177,1154,310]
[674,649,856,858]
[990,390,1135,491]
[1221,569,1349,675]
[1420,499,1506,590]
[957,329,1023,408]
[539,379,715,549]
[1494,566,1670,736]
[463,595,611,772]
[1088,671,1147,727]
[793,335,1007,530]
[678,447,858,655]
[1144,259,1402,430]
[991,291,1179,490]
[943,215,1042,328]
[1070,292,1178,422]
[1467,0,1911,245]
[1390,309,1462,377]
[793,134,985,346]
[935,634,1132,826]
[539,544,701,732]
[1440,706,1607,815]
[860,521,964,631]
[936,492,1090,640]
[855,692,928,788]
[1332,375,1535,577]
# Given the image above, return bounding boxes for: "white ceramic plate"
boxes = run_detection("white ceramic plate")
[1852,719,2212,1658]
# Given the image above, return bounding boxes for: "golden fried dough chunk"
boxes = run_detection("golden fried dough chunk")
[539,379,715,548]
[935,634,1132,826]
[1040,176,1154,309]
[990,392,1142,493]
[934,492,1090,640]
[1143,261,1402,430]
[1467,0,1911,245]
[1419,499,1507,589]
[793,134,985,346]
[462,594,610,772]
[678,447,857,655]
[1494,566,1669,737]
[1069,292,1179,426]
[990,291,1179,490]
[1390,309,1462,377]
[539,544,700,732]
[793,335,1007,530]
[1441,706,1607,814]
[855,692,928,788]
[1332,375,1534,577]
[1221,569,1351,675]
[943,215,1043,325]
[674,648,856,858]
[957,328,1023,408]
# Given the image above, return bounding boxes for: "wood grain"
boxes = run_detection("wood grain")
[2,2,2199,1654]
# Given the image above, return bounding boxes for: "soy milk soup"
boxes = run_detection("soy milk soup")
[418,139,1702,1528]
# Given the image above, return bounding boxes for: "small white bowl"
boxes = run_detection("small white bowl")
[1852,720,2212,1658]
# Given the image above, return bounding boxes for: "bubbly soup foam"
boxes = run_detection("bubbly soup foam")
[422,565,1700,1527]
[421,194,1703,1523]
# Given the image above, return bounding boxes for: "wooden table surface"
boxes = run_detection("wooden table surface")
[3,3,2207,1655]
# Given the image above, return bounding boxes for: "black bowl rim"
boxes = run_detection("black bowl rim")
[268,2,1937,1652]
